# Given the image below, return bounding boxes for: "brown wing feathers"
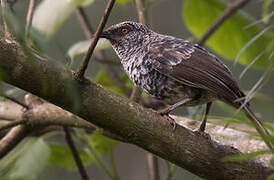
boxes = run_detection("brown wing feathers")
[149,41,247,107]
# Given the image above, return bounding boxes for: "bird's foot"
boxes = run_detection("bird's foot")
[194,128,211,140]
[151,109,176,131]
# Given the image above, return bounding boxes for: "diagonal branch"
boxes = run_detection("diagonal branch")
[0,39,273,179]
[64,127,89,180]
[76,0,116,79]
[197,0,251,46]
[0,119,27,131]
[0,93,29,109]
[146,153,160,180]
[75,6,131,96]
[75,7,93,39]
[25,0,36,37]
[0,125,29,159]
[1,0,11,38]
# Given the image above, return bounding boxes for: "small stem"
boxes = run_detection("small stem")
[1,94,29,109]
[75,7,93,39]
[197,0,251,46]
[147,153,160,180]
[135,0,147,25]
[75,5,131,97]
[1,0,11,38]
[64,127,89,180]
[0,119,28,131]
[87,141,116,179]
[76,0,116,79]
[25,0,36,38]
[165,161,176,180]
[110,150,119,180]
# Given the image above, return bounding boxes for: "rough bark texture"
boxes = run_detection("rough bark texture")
[0,39,273,179]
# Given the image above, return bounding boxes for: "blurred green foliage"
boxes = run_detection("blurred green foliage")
[0,138,50,180]
[48,130,118,172]
[183,0,273,69]
[222,149,271,162]
[48,143,92,171]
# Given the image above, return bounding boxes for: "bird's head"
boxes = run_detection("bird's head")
[100,21,151,57]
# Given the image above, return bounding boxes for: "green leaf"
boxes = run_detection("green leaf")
[68,39,111,62]
[117,0,133,5]
[48,143,92,171]
[32,0,94,39]
[96,70,125,96]
[0,138,50,180]
[262,0,274,23]
[222,149,271,162]
[89,131,118,155]
[182,0,273,69]
[267,174,274,180]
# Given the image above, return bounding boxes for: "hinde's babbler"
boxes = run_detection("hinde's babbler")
[100,21,272,149]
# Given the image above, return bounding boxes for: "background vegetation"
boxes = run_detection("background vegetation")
[0,0,273,179]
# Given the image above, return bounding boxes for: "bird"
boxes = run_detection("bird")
[100,21,273,150]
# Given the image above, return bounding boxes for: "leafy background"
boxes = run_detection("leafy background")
[0,0,273,179]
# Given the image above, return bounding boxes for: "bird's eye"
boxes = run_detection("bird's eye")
[121,28,129,35]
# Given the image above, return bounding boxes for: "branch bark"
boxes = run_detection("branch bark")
[0,39,273,179]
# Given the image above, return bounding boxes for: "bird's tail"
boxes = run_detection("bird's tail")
[242,105,274,151]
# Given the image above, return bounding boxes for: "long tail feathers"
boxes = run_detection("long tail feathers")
[242,105,274,151]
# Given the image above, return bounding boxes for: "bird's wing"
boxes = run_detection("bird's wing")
[148,37,245,105]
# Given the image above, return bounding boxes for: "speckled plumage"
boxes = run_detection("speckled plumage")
[100,21,273,149]
[100,21,245,107]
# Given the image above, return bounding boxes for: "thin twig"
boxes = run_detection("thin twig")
[75,6,131,96]
[76,0,116,79]
[1,0,11,38]
[0,119,28,131]
[147,153,160,180]
[135,0,147,25]
[197,0,251,46]
[0,94,29,109]
[25,0,36,37]
[76,7,93,39]
[64,127,89,180]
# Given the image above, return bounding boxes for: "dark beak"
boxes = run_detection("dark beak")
[100,31,111,39]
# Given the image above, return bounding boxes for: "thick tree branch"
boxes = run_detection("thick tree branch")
[0,39,273,179]
[76,0,116,79]
[197,0,251,45]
